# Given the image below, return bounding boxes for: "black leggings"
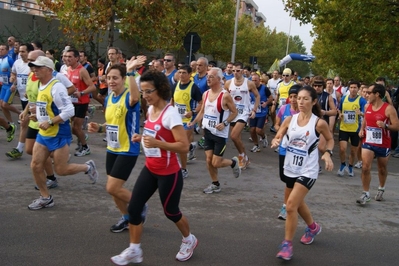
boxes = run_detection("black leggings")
[128,166,183,225]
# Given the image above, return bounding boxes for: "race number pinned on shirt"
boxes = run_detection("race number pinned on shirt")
[365,126,382,144]
[175,103,187,117]
[279,98,287,106]
[343,110,356,124]
[106,125,120,149]
[36,101,49,122]
[236,104,245,115]
[70,94,78,103]
[284,146,308,174]
[142,128,161,157]
[1,74,9,84]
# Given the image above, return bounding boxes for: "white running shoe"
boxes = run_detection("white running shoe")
[111,247,143,265]
[176,235,198,261]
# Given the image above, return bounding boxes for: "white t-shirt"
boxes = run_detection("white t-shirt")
[267,78,281,99]
[11,59,30,101]
[147,104,183,130]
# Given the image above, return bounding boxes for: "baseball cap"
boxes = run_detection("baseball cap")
[282,68,292,75]
[148,62,153,66]
[28,56,55,70]
[289,84,301,95]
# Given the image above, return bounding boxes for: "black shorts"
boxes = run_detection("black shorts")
[203,128,227,157]
[285,176,316,190]
[26,126,39,139]
[106,152,138,181]
[279,155,288,183]
[98,88,108,96]
[73,103,89,118]
[339,130,360,146]
[21,100,28,111]
[230,119,247,127]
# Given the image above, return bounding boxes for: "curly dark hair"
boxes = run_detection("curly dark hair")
[140,69,171,100]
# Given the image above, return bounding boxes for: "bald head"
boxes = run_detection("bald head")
[28,50,46,61]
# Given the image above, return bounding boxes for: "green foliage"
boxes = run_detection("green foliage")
[284,0,399,83]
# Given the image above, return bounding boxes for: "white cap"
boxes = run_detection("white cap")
[28,56,54,70]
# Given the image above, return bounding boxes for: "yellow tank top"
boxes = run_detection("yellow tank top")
[36,79,62,137]
[340,95,361,132]
[105,88,131,152]
[26,72,40,130]
[173,81,194,123]
[278,81,295,106]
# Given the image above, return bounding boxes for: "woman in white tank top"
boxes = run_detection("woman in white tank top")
[271,86,334,261]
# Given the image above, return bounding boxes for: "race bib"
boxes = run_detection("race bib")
[236,104,245,115]
[70,95,78,103]
[279,97,287,106]
[284,146,308,174]
[203,114,217,129]
[175,103,187,117]
[251,101,261,113]
[106,125,120,149]
[365,126,382,144]
[17,74,28,87]
[142,128,161,157]
[1,74,8,84]
[36,101,49,122]
[343,110,356,124]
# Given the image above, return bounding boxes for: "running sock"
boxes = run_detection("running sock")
[364,191,370,197]
[47,175,56,181]
[6,125,12,132]
[231,159,236,168]
[341,162,346,166]
[284,240,293,245]
[16,142,25,153]
[212,181,220,186]
[183,233,193,242]
[308,222,317,230]
[123,214,129,221]
[239,153,245,157]
[82,144,88,149]
[378,186,385,191]
[129,243,141,250]
[348,164,353,168]
[189,143,193,150]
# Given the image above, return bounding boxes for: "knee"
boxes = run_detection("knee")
[53,165,67,176]
[31,160,43,173]
[256,128,263,135]
[165,210,182,223]
[285,200,298,213]
[106,182,119,196]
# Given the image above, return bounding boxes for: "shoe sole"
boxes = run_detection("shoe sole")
[110,256,143,265]
[110,227,129,233]
[356,198,371,205]
[277,254,292,261]
[28,202,55,210]
[176,238,198,261]
[203,189,221,194]
[277,216,286,220]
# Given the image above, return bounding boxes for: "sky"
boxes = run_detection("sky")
[256,1,314,54]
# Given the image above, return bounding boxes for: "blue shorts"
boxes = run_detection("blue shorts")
[0,85,16,104]
[36,134,71,152]
[249,115,267,129]
[362,143,390,158]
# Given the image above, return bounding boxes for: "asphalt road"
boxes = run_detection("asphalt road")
[1,107,399,266]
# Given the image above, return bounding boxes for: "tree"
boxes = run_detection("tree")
[283,0,399,83]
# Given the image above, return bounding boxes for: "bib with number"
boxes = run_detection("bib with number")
[36,101,49,122]
[142,128,161,157]
[365,126,382,144]
[236,104,245,115]
[1,74,8,84]
[175,103,187,117]
[106,125,121,149]
[343,110,356,124]
[17,73,28,87]
[285,146,309,174]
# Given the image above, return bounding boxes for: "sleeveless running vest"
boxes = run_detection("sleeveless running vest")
[67,64,90,104]
[174,81,194,123]
[229,78,251,122]
[340,95,361,132]
[363,103,391,148]
[202,90,230,138]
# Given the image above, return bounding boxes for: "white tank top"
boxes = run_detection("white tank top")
[283,113,320,179]
[202,90,230,138]
[228,78,251,122]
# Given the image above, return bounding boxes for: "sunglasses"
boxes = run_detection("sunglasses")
[365,91,375,95]
[163,59,173,62]
[313,84,323,87]
[232,70,242,72]
[282,74,290,77]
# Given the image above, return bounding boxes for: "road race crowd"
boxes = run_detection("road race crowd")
[1,35,399,263]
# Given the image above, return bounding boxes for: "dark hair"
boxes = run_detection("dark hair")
[298,85,322,117]
[375,76,386,83]
[244,66,251,71]
[289,84,302,95]
[21,43,34,52]
[325,78,333,83]
[0,44,9,50]
[178,64,192,73]
[31,40,42,50]
[79,50,88,57]
[234,62,243,68]
[348,80,360,88]
[108,64,126,78]
[164,52,175,60]
[108,47,120,54]
[47,49,55,55]
[67,49,79,58]
[371,83,386,99]
[209,61,217,67]
[98,58,105,65]
[140,69,171,100]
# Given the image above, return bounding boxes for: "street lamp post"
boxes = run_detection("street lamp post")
[231,0,240,62]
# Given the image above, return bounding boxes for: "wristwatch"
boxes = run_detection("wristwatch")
[325,149,333,156]
[385,124,389,129]
[126,71,137,76]
[48,119,54,126]
[223,120,229,126]
[81,91,85,95]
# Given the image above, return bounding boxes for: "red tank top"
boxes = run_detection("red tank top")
[363,102,391,148]
[67,64,89,104]
[143,104,181,175]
